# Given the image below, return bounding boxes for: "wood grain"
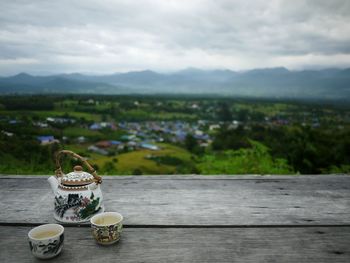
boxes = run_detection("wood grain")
[0,175,349,225]
[1,226,349,263]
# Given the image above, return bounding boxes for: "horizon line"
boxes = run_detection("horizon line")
[1,66,350,77]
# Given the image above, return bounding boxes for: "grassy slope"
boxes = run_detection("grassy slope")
[112,143,192,174]
[64,143,192,175]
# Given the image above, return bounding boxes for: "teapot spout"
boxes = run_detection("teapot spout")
[48,176,58,193]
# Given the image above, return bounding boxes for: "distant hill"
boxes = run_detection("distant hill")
[0,68,349,100]
[0,73,122,94]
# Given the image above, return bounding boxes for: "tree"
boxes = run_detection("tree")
[185,134,197,152]
[198,140,293,175]
[217,102,232,122]
[101,161,117,174]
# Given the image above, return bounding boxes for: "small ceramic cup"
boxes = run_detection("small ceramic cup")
[28,224,64,259]
[90,212,123,245]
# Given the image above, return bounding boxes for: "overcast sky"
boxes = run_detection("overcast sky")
[0,0,350,75]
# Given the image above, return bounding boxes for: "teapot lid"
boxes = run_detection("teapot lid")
[61,165,95,186]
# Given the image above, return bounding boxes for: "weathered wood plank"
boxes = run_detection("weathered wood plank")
[0,226,349,263]
[0,175,349,225]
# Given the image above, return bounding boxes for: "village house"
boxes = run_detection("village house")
[34,122,48,128]
[228,120,240,130]
[77,136,86,143]
[95,140,112,148]
[9,120,20,124]
[37,136,59,145]
[46,117,75,124]
[92,140,124,152]
[90,122,116,130]
[209,124,220,131]
[140,143,159,151]
[88,145,108,155]
[89,123,101,130]
[191,103,199,109]
[1,130,14,137]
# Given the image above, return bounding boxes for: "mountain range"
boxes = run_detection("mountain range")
[0,67,349,100]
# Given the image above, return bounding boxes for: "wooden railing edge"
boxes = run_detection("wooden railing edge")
[0,174,349,180]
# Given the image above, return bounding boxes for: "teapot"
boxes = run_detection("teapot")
[48,150,104,223]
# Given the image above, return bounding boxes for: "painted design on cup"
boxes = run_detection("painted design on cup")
[91,212,123,245]
[29,235,64,256]
[28,224,64,259]
[92,223,123,244]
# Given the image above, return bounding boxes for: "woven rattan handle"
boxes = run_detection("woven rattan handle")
[55,150,102,184]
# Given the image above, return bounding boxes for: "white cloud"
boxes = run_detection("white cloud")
[0,0,349,75]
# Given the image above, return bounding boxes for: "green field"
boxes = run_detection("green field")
[0,110,102,121]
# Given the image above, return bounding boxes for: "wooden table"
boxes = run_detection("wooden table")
[0,175,349,262]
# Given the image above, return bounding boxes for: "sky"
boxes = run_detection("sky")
[0,0,350,75]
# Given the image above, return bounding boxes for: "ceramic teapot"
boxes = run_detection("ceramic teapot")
[48,150,104,223]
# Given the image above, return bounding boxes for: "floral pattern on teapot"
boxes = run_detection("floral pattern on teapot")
[55,192,101,222]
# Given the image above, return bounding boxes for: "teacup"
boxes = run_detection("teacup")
[28,224,64,259]
[90,212,123,245]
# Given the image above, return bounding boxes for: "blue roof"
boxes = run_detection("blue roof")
[9,120,18,124]
[110,140,122,145]
[37,136,54,141]
[90,123,101,129]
